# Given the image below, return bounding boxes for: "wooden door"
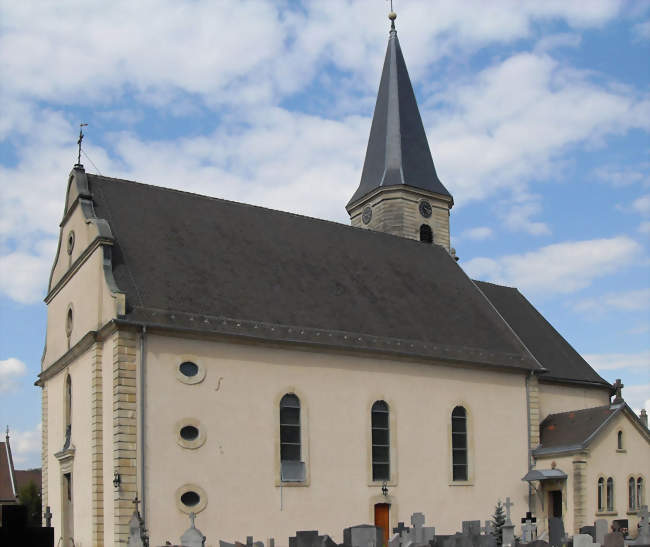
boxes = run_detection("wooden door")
[374,503,390,547]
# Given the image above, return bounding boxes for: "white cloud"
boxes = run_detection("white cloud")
[573,288,650,315]
[632,20,650,41]
[639,221,650,234]
[9,424,41,468]
[622,384,650,414]
[632,194,650,215]
[583,350,650,371]
[498,194,551,235]
[460,227,494,241]
[463,236,642,295]
[0,358,27,393]
[0,240,58,304]
[594,165,650,188]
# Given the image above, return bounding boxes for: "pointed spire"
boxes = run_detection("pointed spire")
[348,12,452,207]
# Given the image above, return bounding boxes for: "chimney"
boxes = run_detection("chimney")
[640,409,648,429]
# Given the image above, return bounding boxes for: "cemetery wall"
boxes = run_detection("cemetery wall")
[537,383,609,422]
[141,332,531,546]
[584,413,649,534]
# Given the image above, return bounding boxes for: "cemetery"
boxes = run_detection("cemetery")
[117,502,650,547]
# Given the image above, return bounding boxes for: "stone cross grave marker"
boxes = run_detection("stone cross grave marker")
[521,512,537,544]
[630,505,650,545]
[504,498,514,526]
[180,512,206,547]
[410,512,435,546]
[43,506,52,528]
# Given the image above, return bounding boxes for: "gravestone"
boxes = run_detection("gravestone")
[502,498,516,547]
[394,524,410,535]
[630,505,650,545]
[595,520,608,546]
[127,510,145,547]
[180,512,206,547]
[343,524,384,547]
[521,513,537,544]
[390,533,402,547]
[527,541,550,547]
[463,522,482,537]
[572,534,599,547]
[289,530,336,547]
[602,532,624,547]
[579,527,595,541]
[548,517,565,547]
[407,513,436,546]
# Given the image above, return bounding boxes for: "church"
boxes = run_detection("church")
[37,12,649,547]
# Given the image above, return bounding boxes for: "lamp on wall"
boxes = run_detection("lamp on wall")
[382,481,389,497]
[113,472,121,489]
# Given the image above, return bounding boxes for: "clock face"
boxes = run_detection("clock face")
[362,206,373,225]
[419,200,432,218]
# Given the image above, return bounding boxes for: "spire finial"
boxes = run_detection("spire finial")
[76,123,88,167]
[387,0,396,31]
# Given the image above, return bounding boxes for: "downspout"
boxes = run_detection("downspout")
[525,371,534,514]
[138,325,147,523]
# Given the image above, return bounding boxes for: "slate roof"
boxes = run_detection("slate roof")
[14,469,41,492]
[347,23,451,206]
[475,281,610,388]
[0,440,16,503]
[88,173,538,372]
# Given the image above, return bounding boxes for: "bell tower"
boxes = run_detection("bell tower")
[347,11,453,250]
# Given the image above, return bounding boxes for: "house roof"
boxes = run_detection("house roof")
[0,440,17,503]
[474,281,610,388]
[14,469,41,492]
[347,20,451,207]
[86,173,539,372]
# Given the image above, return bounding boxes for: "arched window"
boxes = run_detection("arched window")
[280,393,305,482]
[638,478,645,508]
[371,401,390,481]
[598,478,605,511]
[617,430,623,450]
[606,477,614,511]
[63,374,72,449]
[452,406,468,481]
[629,477,637,511]
[420,224,433,243]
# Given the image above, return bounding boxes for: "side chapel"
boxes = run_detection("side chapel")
[37,12,649,547]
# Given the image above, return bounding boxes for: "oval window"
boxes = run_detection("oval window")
[179,361,198,377]
[180,425,199,441]
[180,491,200,507]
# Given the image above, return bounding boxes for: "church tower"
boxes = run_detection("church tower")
[347,12,453,250]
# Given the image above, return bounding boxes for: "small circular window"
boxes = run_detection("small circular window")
[180,425,199,441]
[181,491,200,507]
[176,484,207,514]
[67,231,75,255]
[176,359,205,385]
[179,362,198,377]
[175,418,206,449]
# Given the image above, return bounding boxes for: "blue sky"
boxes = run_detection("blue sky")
[0,0,648,468]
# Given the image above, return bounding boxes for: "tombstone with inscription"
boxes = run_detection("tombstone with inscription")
[520,513,537,544]
[180,512,206,547]
[594,520,608,546]
[343,524,384,547]
[463,522,482,538]
[602,531,624,547]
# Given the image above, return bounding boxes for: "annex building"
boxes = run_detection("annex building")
[38,13,649,547]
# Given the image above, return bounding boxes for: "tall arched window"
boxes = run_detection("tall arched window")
[64,374,72,449]
[607,477,614,511]
[637,477,645,508]
[598,478,605,511]
[452,406,468,481]
[629,477,637,511]
[280,394,304,482]
[420,224,433,243]
[617,430,623,450]
[371,401,390,481]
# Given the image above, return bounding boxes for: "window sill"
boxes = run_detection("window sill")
[595,511,618,516]
[626,511,638,515]
[368,479,397,488]
[449,480,474,487]
[616,449,627,454]
[276,480,310,487]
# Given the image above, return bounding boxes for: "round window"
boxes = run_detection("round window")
[179,361,198,377]
[180,491,200,507]
[180,425,199,441]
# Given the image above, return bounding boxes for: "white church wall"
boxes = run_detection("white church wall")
[141,332,531,545]
[538,382,610,422]
[102,334,115,547]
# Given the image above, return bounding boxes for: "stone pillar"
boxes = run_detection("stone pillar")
[91,342,104,546]
[41,383,49,526]
[113,329,138,545]
[572,458,588,534]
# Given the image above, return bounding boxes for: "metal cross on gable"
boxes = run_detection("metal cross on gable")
[613,378,624,402]
[76,122,88,166]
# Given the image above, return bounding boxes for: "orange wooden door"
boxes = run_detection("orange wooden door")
[374,503,390,547]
